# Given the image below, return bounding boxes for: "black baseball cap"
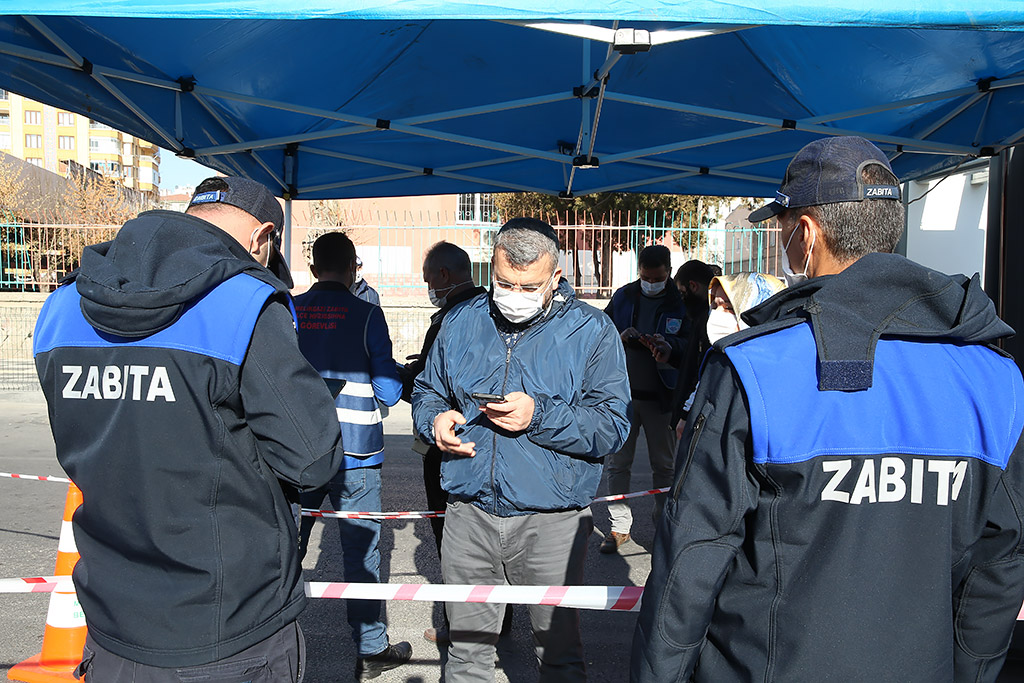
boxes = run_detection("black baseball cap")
[189,176,292,286]
[748,136,901,223]
[188,176,284,230]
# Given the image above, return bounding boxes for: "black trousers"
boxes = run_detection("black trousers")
[423,445,449,557]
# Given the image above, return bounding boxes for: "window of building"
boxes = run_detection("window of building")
[0,132,10,149]
[89,136,119,154]
[0,89,8,100]
[58,135,75,150]
[0,113,9,126]
[26,157,43,167]
[24,134,41,148]
[88,119,112,130]
[57,112,75,126]
[24,110,40,125]
[457,193,499,223]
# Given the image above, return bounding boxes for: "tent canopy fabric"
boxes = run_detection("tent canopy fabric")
[0,7,1022,200]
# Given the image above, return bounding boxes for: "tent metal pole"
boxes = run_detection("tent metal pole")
[0,39,75,68]
[283,199,292,268]
[887,92,987,164]
[301,146,530,175]
[301,168,555,196]
[192,91,289,191]
[601,125,778,164]
[193,86,572,163]
[22,16,183,151]
[398,92,572,125]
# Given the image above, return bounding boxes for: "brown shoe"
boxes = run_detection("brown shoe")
[599,531,631,554]
[424,626,450,643]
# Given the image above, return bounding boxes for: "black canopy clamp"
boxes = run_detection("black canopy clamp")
[573,85,600,99]
[422,167,433,175]
[80,58,93,75]
[177,76,196,93]
[573,155,599,168]
[176,148,196,159]
[376,119,391,130]
[977,76,996,92]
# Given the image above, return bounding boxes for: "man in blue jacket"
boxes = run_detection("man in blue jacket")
[632,136,1024,683]
[413,218,631,682]
[602,244,689,553]
[293,231,411,681]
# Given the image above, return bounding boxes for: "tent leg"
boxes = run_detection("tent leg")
[283,198,292,267]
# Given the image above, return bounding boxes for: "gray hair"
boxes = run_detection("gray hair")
[424,241,472,277]
[494,227,559,272]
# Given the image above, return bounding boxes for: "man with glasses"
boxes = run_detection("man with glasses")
[412,218,630,682]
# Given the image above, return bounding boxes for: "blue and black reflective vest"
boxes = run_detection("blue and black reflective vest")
[294,281,402,469]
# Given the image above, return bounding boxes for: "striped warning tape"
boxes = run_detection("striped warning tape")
[0,576,643,611]
[1,470,670,519]
[0,472,71,484]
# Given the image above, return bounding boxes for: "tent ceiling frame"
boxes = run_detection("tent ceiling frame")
[23,16,183,152]
[0,15,1014,199]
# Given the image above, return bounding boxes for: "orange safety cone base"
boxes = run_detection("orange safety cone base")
[7,652,82,682]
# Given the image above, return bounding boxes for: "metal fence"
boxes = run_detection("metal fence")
[294,212,782,300]
[1,213,781,391]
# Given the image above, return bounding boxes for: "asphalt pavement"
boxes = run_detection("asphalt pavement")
[0,393,656,682]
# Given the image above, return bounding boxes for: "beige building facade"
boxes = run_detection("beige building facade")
[0,88,160,198]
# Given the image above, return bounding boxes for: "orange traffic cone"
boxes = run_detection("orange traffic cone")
[8,482,87,682]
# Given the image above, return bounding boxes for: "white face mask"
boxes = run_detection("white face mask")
[706,307,741,344]
[492,277,553,324]
[640,278,667,296]
[428,280,472,308]
[780,223,815,286]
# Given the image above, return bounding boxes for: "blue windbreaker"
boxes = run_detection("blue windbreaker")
[412,279,631,516]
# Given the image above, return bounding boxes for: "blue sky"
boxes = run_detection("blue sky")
[159,149,218,191]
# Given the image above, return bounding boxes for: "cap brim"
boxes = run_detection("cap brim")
[748,202,785,224]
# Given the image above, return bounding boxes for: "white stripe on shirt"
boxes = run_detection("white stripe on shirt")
[336,406,383,426]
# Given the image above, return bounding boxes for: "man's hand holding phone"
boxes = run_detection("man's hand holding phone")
[434,410,476,457]
[479,391,535,432]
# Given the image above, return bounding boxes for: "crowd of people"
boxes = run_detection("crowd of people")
[30,135,1024,683]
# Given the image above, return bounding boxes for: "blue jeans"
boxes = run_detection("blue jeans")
[298,466,388,657]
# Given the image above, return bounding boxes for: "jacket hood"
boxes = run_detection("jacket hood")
[73,210,289,337]
[736,252,1012,391]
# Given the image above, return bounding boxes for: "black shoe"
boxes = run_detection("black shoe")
[354,642,412,680]
[500,605,513,636]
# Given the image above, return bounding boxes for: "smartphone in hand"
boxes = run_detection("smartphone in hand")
[471,392,507,403]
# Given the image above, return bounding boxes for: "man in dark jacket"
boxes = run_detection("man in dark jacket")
[293,231,411,681]
[398,240,486,643]
[352,255,381,305]
[632,136,1024,683]
[602,245,689,553]
[670,259,715,435]
[412,218,630,682]
[33,177,346,681]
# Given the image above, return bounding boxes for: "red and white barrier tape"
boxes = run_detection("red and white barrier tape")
[306,582,644,611]
[0,576,642,611]
[0,472,71,484]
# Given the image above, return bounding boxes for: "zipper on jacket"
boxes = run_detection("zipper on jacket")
[672,405,710,501]
[490,342,514,515]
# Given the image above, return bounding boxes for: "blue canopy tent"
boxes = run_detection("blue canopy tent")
[0,3,1023,322]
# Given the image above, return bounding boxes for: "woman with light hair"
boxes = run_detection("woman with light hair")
[679,272,785,424]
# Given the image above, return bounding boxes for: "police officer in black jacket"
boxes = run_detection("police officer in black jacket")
[34,177,346,682]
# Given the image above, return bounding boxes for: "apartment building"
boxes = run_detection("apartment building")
[0,88,160,199]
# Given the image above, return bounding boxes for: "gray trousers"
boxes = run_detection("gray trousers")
[604,398,676,534]
[441,501,593,683]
